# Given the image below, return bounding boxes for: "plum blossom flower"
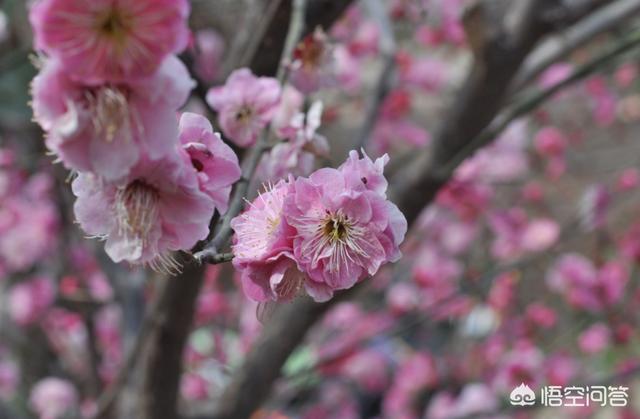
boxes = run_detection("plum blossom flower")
[0,184,59,274]
[546,254,628,312]
[487,208,559,261]
[29,0,190,83]
[579,323,611,354]
[178,112,241,214]
[206,68,281,147]
[285,151,407,291]
[29,377,78,419]
[289,28,336,94]
[72,152,214,272]
[232,151,406,302]
[193,29,225,83]
[32,56,194,180]
[8,276,56,326]
[231,178,333,302]
[492,342,544,391]
[398,56,448,92]
[258,101,329,183]
[271,85,305,137]
[383,352,438,419]
[371,89,430,153]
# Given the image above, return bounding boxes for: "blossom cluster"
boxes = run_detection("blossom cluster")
[29,0,241,270]
[231,150,407,302]
[0,149,58,276]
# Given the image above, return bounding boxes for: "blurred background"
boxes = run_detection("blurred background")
[4,0,640,418]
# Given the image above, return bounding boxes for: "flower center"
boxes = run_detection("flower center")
[323,215,350,242]
[235,105,254,123]
[96,7,131,44]
[294,37,324,70]
[191,158,204,172]
[115,179,159,243]
[86,86,132,143]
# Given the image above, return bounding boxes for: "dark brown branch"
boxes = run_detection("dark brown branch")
[137,263,206,419]
[208,297,337,419]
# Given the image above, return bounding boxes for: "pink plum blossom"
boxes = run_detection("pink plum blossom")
[193,29,225,83]
[29,0,190,83]
[371,89,430,153]
[341,349,390,392]
[579,323,611,354]
[271,85,305,137]
[289,28,336,94]
[525,303,557,329]
[399,56,448,92]
[0,185,59,274]
[231,178,332,302]
[615,63,638,88]
[206,68,281,147]
[617,168,639,191]
[545,353,578,386]
[258,101,329,183]
[29,377,78,419]
[488,208,559,261]
[8,276,56,326]
[32,56,194,180]
[181,373,209,401]
[178,112,241,214]
[285,151,406,291]
[492,342,544,391]
[382,352,438,419]
[534,126,567,157]
[386,282,420,315]
[546,254,628,312]
[72,151,214,271]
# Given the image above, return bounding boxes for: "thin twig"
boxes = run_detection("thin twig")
[194,0,307,264]
[354,0,396,150]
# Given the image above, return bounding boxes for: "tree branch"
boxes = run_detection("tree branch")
[354,0,397,150]
[512,0,640,90]
[137,262,206,419]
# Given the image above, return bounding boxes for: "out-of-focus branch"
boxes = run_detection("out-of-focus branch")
[137,263,206,419]
[355,0,396,150]
[208,297,337,419]
[512,0,640,90]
